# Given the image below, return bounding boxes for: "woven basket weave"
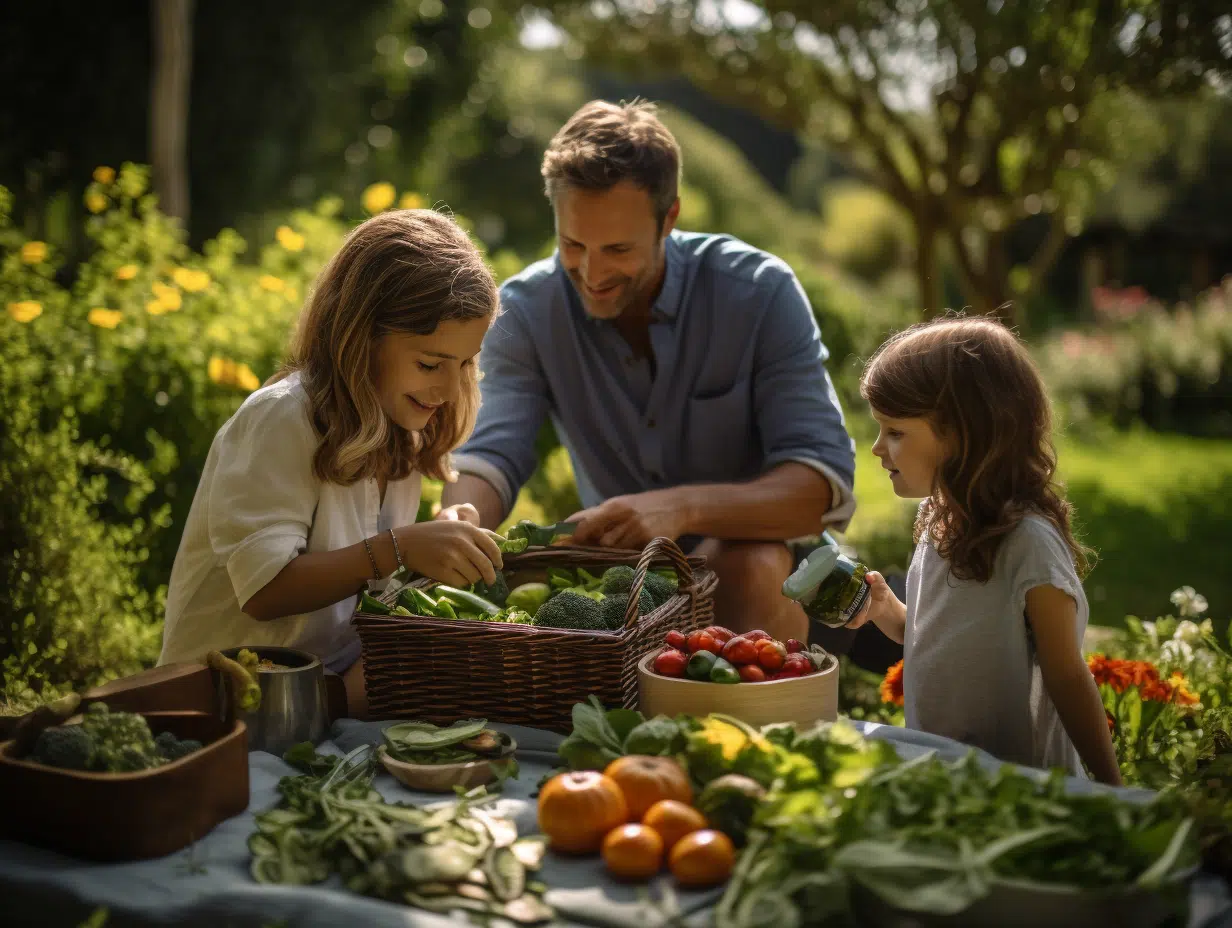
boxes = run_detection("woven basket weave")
[353,536,717,732]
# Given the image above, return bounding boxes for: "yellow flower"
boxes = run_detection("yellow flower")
[257,274,285,293]
[93,166,116,185]
[6,301,43,323]
[150,281,182,312]
[399,191,427,210]
[20,241,48,265]
[208,356,260,391]
[362,181,397,214]
[275,225,306,252]
[85,191,108,214]
[235,363,262,392]
[87,308,123,329]
[115,264,139,281]
[208,356,232,384]
[172,267,211,292]
[285,286,300,303]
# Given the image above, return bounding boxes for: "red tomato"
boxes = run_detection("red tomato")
[785,638,806,654]
[653,647,689,678]
[782,654,813,676]
[775,663,804,679]
[755,639,787,672]
[738,664,767,683]
[703,625,736,645]
[686,630,722,656]
[665,630,688,651]
[742,630,772,643]
[721,636,759,666]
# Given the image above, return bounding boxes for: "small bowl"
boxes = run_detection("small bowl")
[378,734,518,793]
[637,651,839,728]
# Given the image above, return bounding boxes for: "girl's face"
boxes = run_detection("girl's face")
[870,410,951,499]
[373,316,491,433]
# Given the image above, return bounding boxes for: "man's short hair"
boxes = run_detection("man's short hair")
[541,99,681,231]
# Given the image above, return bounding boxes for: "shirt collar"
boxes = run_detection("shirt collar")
[557,232,685,325]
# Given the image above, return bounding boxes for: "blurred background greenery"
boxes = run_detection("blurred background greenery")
[2,1,1230,703]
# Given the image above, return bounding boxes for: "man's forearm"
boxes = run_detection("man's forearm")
[678,462,834,541]
[441,473,507,530]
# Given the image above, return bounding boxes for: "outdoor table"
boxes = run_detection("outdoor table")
[3,720,1230,928]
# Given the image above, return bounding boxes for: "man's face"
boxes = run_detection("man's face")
[553,180,678,320]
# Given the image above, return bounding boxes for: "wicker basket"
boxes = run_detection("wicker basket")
[353,536,718,732]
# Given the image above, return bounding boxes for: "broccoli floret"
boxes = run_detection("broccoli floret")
[156,733,203,762]
[533,590,607,631]
[600,588,656,630]
[470,571,510,606]
[600,565,636,596]
[81,702,161,773]
[643,571,679,607]
[30,725,95,770]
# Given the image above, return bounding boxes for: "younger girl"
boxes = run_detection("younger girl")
[159,210,504,717]
[848,316,1121,784]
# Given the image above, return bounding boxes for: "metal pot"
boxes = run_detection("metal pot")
[218,646,329,756]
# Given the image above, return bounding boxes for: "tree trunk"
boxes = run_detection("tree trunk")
[150,0,194,223]
[914,213,943,319]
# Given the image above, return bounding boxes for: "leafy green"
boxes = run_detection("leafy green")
[623,716,688,756]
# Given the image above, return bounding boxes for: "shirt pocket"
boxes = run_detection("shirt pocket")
[682,377,756,482]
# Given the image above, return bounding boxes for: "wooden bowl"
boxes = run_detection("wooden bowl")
[0,710,249,861]
[637,652,839,728]
[378,735,518,793]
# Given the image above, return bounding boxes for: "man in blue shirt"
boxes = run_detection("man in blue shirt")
[440,99,856,642]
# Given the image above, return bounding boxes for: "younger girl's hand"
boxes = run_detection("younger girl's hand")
[434,503,481,525]
[394,520,503,587]
[845,570,899,630]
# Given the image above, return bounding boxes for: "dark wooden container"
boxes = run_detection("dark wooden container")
[0,710,249,861]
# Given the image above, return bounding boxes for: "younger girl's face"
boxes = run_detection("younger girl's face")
[870,410,950,499]
[373,316,491,433]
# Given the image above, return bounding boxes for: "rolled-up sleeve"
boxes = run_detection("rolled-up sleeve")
[754,271,858,531]
[205,391,320,609]
[453,299,551,514]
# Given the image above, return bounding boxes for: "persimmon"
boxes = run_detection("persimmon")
[604,755,693,820]
[602,823,664,881]
[538,770,628,854]
[642,800,708,852]
[669,829,736,888]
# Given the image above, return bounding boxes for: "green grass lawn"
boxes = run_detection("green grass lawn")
[841,418,1232,628]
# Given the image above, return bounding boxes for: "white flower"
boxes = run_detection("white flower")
[1141,621,1160,648]
[1161,639,1194,665]
[1170,586,1209,618]
[1173,620,1207,645]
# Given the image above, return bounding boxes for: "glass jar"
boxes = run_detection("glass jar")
[781,544,871,628]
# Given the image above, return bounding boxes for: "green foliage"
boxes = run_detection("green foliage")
[818,181,913,283]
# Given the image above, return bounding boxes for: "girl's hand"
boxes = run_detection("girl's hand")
[845,570,901,631]
[434,503,481,526]
[394,520,503,587]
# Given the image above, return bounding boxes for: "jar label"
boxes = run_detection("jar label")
[842,580,872,621]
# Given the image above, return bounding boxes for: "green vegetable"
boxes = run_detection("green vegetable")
[29,724,94,770]
[599,587,655,630]
[709,656,741,684]
[497,609,535,625]
[435,585,503,617]
[392,604,413,616]
[506,520,576,548]
[399,587,441,616]
[686,650,719,681]
[532,591,606,631]
[79,702,161,773]
[359,590,392,615]
[600,565,636,596]
[546,567,576,591]
[643,570,679,607]
[434,598,459,620]
[557,696,643,770]
[575,568,605,592]
[506,582,551,615]
[283,741,340,776]
[154,730,203,762]
[696,774,766,847]
[469,572,510,606]
[496,535,530,554]
[622,716,688,756]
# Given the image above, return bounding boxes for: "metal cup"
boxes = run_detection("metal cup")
[218,646,329,756]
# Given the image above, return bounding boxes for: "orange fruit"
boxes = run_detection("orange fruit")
[602,823,664,881]
[642,799,708,852]
[668,829,735,888]
[538,770,629,854]
[604,755,693,821]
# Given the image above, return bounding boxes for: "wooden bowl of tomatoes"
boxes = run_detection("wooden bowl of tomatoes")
[636,626,839,729]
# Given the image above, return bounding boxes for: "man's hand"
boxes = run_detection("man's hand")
[568,489,692,549]
[434,503,482,525]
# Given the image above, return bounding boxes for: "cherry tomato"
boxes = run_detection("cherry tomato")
[742,630,772,643]
[782,654,813,676]
[738,664,767,683]
[665,629,688,651]
[653,647,689,678]
[755,639,787,672]
[785,638,806,654]
[720,636,759,666]
[775,663,804,679]
[702,625,736,645]
[686,630,723,656]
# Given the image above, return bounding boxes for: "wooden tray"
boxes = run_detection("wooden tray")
[0,710,249,861]
[636,651,839,728]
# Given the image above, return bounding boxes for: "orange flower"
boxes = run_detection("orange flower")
[1087,654,1162,695]
[1168,671,1200,707]
[880,660,904,707]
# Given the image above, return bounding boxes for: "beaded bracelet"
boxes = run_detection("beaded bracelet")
[388,529,405,572]
[362,536,381,581]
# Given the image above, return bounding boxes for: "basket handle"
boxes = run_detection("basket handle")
[623,536,696,630]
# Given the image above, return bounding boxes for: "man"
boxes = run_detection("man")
[440,99,856,643]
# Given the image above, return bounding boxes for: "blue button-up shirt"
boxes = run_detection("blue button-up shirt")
[454,231,858,531]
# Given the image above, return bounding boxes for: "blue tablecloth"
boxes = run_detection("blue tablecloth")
[2,720,1229,928]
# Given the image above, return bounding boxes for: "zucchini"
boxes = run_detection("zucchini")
[434,585,502,617]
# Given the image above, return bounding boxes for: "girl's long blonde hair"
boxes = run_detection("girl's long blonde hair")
[273,209,498,485]
[860,315,1091,583]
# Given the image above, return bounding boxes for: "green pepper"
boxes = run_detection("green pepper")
[391,604,412,616]
[433,598,459,620]
[434,585,502,616]
[687,650,719,681]
[359,591,391,615]
[399,587,440,617]
[709,657,741,684]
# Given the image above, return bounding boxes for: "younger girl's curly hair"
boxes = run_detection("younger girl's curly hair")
[860,315,1091,583]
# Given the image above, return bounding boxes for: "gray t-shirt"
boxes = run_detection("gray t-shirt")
[904,512,1089,777]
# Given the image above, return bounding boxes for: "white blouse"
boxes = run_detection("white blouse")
[158,373,422,671]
